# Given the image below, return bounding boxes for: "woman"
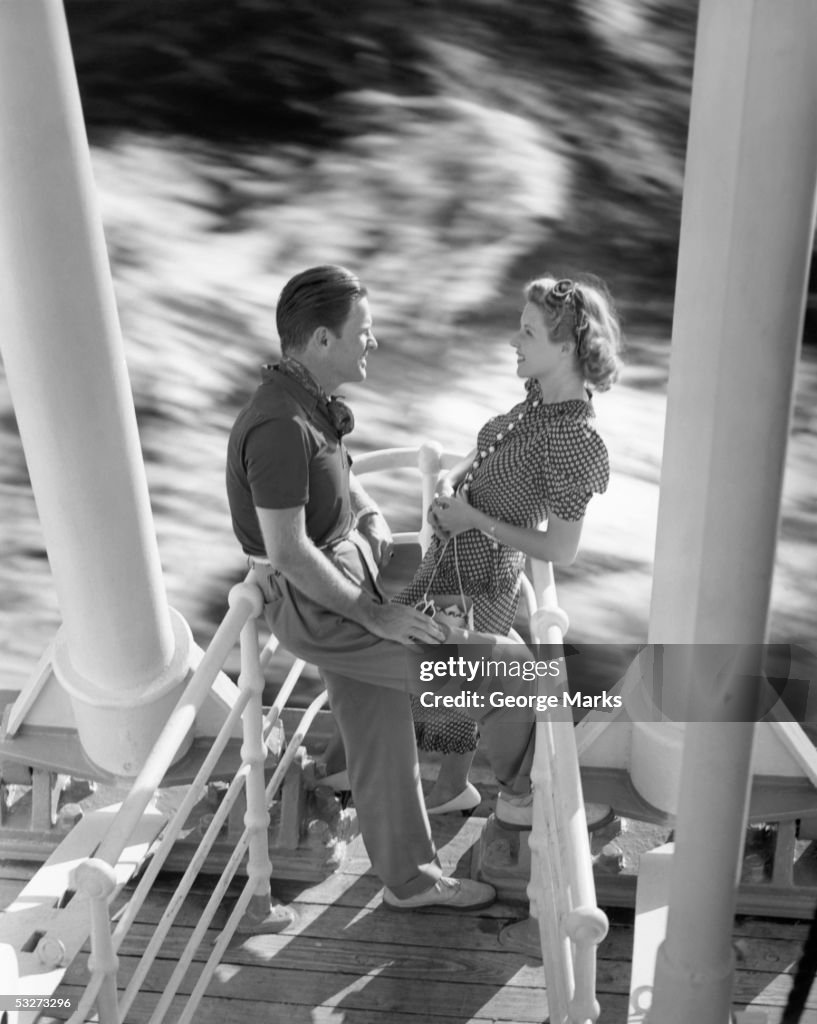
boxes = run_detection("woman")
[394,274,622,814]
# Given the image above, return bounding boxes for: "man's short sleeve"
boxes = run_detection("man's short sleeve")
[244,417,312,509]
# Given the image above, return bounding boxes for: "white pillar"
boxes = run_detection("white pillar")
[0,0,194,774]
[634,0,817,811]
[648,0,817,652]
[647,652,761,1024]
[642,1,817,1022]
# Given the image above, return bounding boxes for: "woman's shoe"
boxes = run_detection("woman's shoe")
[585,803,616,832]
[495,794,616,832]
[426,782,481,817]
[321,769,351,792]
[495,791,533,829]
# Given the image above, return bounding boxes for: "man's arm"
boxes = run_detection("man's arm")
[255,505,446,644]
[348,471,393,566]
[348,472,379,517]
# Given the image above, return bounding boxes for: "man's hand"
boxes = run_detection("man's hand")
[357,510,394,567]
[367,603,447,645]
[257,505,443,643]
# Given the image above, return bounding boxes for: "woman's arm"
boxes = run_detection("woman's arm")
[430,493,583,566]
[471,506,583,565]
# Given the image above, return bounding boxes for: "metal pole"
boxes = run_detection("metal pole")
[0,0,194,774]
[643,1,817,1021]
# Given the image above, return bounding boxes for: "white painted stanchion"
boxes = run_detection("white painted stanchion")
[73,859,120,1024]
[236,597,296,935]
[638,1,817,1022]
[0,0,211,775]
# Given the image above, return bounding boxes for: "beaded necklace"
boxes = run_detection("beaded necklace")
[458,393,543,551]
[459,396,543,498]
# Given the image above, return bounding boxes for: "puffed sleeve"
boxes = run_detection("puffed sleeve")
[544,420,609,522]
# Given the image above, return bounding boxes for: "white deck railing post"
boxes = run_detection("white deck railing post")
[235,586,296,934]
[241,612,274,908]
[565,906,609,1024]
[74,859,120,1024]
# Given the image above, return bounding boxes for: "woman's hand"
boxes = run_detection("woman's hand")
[428,474,457,538]
[426,503,447,539]
[434,474,455,500]
[429,492,476,538]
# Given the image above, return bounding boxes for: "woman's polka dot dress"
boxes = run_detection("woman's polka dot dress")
[394,378,610,753]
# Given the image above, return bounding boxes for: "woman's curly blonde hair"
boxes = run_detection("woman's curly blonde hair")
[525,274,623,391]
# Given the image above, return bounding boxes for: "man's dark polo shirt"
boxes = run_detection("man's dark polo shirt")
[226,365,354,558]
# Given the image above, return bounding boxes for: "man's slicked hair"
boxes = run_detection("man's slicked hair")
[276,265,367,354]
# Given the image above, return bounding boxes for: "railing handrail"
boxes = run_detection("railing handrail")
[93,585,262,868]
[352,441,464,555]
[526,557,609,1024]
[352,444,461,476]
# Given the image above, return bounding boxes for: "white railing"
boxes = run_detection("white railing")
[353,440,461,553]
[53,440,603,1023]
[66,582,320,1024]
[520,561,609,1024]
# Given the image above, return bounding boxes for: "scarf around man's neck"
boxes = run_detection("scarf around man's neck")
[276,356,355,438]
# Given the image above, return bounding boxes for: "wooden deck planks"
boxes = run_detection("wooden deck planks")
[1,818,815,1024]
[38,988,634,1024]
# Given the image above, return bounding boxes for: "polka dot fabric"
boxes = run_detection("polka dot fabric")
[395,378,609,753]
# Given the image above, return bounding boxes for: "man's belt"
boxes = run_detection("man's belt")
[248,528,384,600]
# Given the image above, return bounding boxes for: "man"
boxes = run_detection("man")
[226,265,536,911]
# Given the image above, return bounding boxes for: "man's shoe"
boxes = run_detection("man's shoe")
[495,791,533,830]
[383,876,496,912]
[305,762,350,793]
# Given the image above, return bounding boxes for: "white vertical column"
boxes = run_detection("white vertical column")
[641,1,817,1022]
[0,0,192,774]
[647,651,762,1024]
[648,0,817,652]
